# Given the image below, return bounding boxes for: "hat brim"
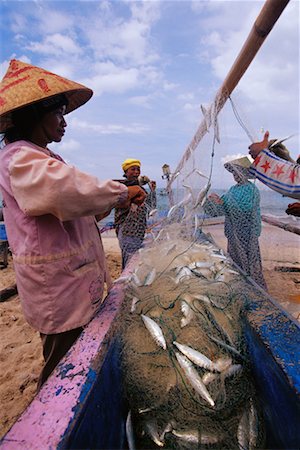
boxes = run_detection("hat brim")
[0,88,92,133]
[0,59,93,133]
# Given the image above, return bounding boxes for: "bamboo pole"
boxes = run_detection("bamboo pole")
[167,0,290,197]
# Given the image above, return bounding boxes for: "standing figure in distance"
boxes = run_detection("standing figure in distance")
[205,157,267,289]
[114,158,156,269]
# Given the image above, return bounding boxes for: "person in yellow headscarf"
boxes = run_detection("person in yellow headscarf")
[114,158,157,268]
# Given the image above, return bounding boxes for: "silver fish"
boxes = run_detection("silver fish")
[141,315,166,350]
[214,357,232,372]
[175,267,193,284]
[160,421,176,441]
[175,352,215,407]
[165,243,177,255]
[180,301,195,328]
[148,208,158,217]
[173,341,218,372]
[237,408,249,450]
[144,419,164,447]
[202,372,217,385]
[144,268,156,286]
[131,272,143,287]
[172,429,219,445]
[249,399,259,447]
[130,296,139,313]
[222,364,242,379]
[208,335,243,359]
[167,193,192,218]
[182,183,195,199]
[126,410,136,450]
[195,169,209,180]
[192,182,211,209]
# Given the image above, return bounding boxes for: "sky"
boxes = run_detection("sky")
[0,0,299,188]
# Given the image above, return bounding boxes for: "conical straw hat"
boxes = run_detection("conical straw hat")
[224,156,254,179]
[0,59,93,132]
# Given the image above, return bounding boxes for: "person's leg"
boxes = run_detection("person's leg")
[0,241,8,269]
[37,327,83,391]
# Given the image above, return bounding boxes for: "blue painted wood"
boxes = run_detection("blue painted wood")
[243,297,300,449]
[61,339,128,450]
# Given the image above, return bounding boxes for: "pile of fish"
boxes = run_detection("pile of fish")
[117,225,264,449]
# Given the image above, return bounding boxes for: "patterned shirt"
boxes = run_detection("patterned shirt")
[114,189,156,239]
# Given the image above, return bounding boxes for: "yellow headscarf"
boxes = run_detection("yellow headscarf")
[122,158,141,172]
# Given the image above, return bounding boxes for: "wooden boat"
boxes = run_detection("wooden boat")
[0,251,299,450]
[1,1,299,449]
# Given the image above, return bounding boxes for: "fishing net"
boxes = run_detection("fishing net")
[119,227,265,449]
[116,89,297,448]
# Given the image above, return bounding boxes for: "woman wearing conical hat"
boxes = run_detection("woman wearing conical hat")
[0,59,146,389]
[204,156,267,290]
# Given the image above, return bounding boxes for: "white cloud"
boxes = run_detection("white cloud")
[27,34,82,56]
[129,95,152,108]
[84,66,139,96]
[69,117,149,135]
[55,139,81,154]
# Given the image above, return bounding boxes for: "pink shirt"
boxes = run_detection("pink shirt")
[0,140,128,333]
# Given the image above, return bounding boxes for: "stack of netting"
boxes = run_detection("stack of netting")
[118,224,265,449]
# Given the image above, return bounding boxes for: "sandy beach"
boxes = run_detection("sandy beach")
[0,224,299,438]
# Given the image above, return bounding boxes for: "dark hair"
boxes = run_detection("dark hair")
[3,94,68,144]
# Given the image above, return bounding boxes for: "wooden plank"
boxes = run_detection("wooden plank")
[0,284,18,302]
[262,214,300,235]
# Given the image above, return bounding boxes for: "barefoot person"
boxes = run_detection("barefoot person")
[0,60,146,389]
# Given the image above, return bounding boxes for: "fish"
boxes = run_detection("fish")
[173,341,219,372]
[165,243,177,255]
[141,315,167,350]
[249,399,259,447]
[175,267,193,284]
[195,169,209,180]
[167,193,192,219]
[208,335,245,360]
[144,419,164,447]
[202,372,217,385]
[192,182,211,209]
[172,429,219,445]
[188,261,212,269]
[193,214,199,236]
[114,275,131,284]
[180,301,195,328]
[126,410,136,450]
[159,421,176,441]
[201,104,212,129]
[222,364,242,379]
[181,292,210,306]
[213,357,232,372]
[182,183,195,199]
[237,408,249,450]
[131,272,143,287]
[144,268,156,286]
[175,352,215,407]
[148,208,158,217]
[130,296,140,313]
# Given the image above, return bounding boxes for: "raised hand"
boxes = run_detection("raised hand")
[248,131,269,159]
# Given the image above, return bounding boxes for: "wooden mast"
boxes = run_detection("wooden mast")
[167,0,290,199]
